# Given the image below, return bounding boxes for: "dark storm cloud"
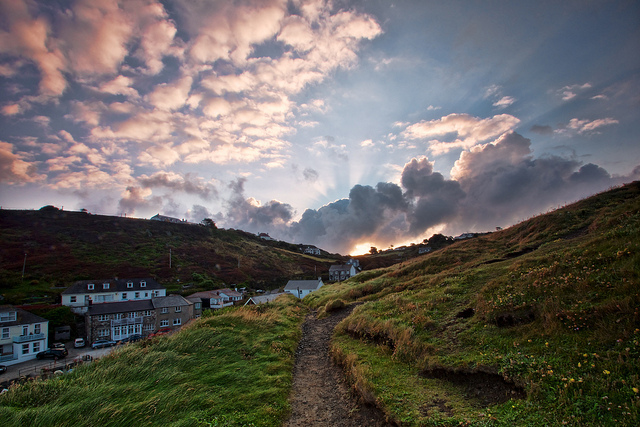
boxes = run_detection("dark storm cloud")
[224,177,294,233]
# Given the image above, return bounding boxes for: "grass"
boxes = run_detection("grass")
[310,182,640,426]
[0,295,307,426]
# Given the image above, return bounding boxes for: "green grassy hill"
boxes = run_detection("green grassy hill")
[1,183,638,426]
[305,181,640,426]
[0,208,340,304]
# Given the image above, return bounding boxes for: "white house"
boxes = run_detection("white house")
[244,293,287,305]
[0,305,49,366]
[186,289,241,310]
[284,278,324,299]
[328,264,357,282]
[62,278,167,314]
[303,246,321,255]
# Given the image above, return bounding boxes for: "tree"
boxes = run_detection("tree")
[201,218,217,229]
[369,246,378,255]
[426,233,453,250]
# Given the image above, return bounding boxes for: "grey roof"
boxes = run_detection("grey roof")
[151,294,191,308]
[245,293,287,305]
[0,305,48,326]
[284,279,323,291]
[87,299,155,315]
[62,278,164,294]
[329,264,353,272]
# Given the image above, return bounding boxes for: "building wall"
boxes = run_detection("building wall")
[0,318,49,366]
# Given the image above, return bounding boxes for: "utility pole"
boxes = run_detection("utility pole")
[22,253,27,280]
[169,248,172,268]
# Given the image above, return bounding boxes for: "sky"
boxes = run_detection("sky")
[0,0,639,255]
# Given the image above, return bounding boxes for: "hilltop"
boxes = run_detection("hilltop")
[0,208,341,304]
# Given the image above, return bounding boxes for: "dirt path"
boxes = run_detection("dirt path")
[284,305,392,427]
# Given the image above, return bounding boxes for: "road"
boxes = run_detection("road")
[1,343,116,385]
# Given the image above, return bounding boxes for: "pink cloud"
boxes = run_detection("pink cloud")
[0,141,44,184]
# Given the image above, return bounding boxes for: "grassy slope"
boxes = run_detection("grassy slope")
[0,295,306,426]
[0,210,339,303]
[306,182,640,426]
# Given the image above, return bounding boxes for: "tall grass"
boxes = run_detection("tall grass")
[0,295,306,426]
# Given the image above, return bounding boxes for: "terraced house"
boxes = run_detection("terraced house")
[85,295,196,343]
[0,305,49,366]
[62,278,167,314]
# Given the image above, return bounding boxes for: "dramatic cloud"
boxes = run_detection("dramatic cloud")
[402,113,520,154]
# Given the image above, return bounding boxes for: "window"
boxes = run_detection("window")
[113,326,121,338]
[175,306,182,313]
[144,324,154,332]
[160,319,169,327]
[98,328,109,337]
[122,293,127,299]
[22,343,29,355]
[103,283,109,289]
[127,282,133,288]
[161,307,168,314]
[143,310,152,317]
[34,324,41,334]
[144,292,149,298]
[195,302,201,309]
[0,311,17,322]
[98,314,109,321]
[135,292,140,299]
[153,291,160,296]
[140,281,146,287]
[88,283,94,290]
[32,342,40,353]
[173,318,181,326]
[70,296,77,303]
[1,327,9,339]
[115,313,123,320]
[22,325,28,336]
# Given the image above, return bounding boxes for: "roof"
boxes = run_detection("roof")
[284,279,323,291]
[0,305,48,326]
[329,264,354,271]
[62,278,164,295]
[245,293,287,305]
[218,288,242,297]
[87,299,155,315]
[151,294,191,308]
[187,290,222,299]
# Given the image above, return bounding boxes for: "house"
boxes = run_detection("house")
[303,246,321,255]
[284,278,323,299]
[259,232,274,241]
[345,258,360,268]
[150,214,185,223]
[244,293,287,305]
[454,233,476,240]
[0,305,49,366]
[62,278,167,314]
[329,264,357,282]
[152,295,195,332]
[418,246,432,254]
[85,295,197,343]
[185,296,203,318]
[186,289,241,310]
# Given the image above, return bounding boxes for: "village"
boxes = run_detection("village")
[0,256,362,382]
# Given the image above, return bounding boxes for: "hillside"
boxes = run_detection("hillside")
[305,181,640,426]
[0,208,340,304]
[0,182,638,426]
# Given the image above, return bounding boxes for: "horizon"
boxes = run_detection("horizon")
[1,0,639,254]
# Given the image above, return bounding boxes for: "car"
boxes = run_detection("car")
[74,338,86,348]
[51,342,66,350]
[120,334,143,344]
[0,365,6,374]
[36,349,67,360]
[91,339,117,349]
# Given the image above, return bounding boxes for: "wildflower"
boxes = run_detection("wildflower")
[633,388,639,394]
[603,370,611,375]
[578,362,581,368]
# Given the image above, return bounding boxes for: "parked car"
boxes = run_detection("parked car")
[74,338,86,348]
[51,342,66,350]
[0,365,6,374]
[120,334,143,344]
[91,339,116,349]
[36,349,67,360]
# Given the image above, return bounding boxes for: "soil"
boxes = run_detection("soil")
[284,305,393,427]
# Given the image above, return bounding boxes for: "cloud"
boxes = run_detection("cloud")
[493,96,516,108]
[303,168,319,182]
[137,171,218,200]
[530,124,554,135]
[402,113,520,154]
[565,117,619,134]
[557,83,592,101]
[146,76,193,111]
[0,141,43,184]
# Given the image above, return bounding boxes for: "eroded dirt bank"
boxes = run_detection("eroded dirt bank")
[284,305,392,427]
